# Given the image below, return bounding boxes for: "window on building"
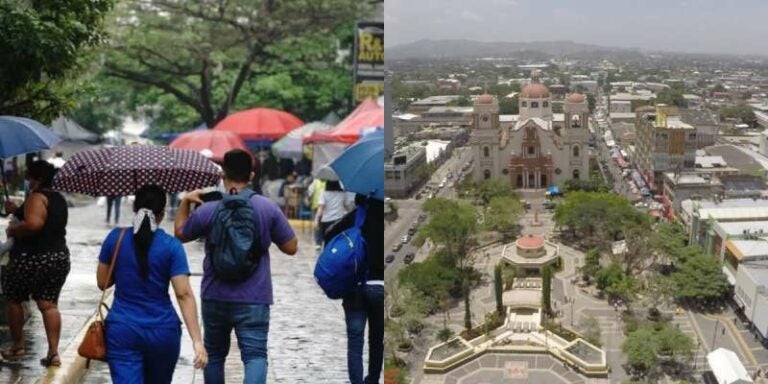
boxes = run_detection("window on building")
[572,145,580,157]
[573,169,580,180]
[531,102,539,108]
[484,169,491,180]
[527,146,535,156]
[543,101,549,108]
[516,174,523,187]
[484,147,490,158]
[572,116,580,128]
[521,101,527,107]
[528,173,535,187]
[541,174,547,187]
[502,168,509,175]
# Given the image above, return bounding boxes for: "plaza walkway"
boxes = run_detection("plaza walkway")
[0,199,355,383]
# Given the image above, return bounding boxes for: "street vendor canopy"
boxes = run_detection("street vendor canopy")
[304,99,383,144]
[214,107,304,141]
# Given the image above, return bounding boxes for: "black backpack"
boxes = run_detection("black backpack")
[208,189,262,282]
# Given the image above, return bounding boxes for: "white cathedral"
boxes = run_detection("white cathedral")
[470,71,591,189]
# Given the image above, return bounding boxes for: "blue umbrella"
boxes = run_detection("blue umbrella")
[0,116,62,200]
[330,128,383,200]
[0,116,62,158]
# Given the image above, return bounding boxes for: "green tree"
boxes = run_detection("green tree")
[596,262,624,292]
[0,0,115,121]
[654,88,686,108]
[464,289,472,331]
[587,94,596,113]
[623,327,659,378]
[581,248,601,283]
[542,265,553,316]
[554,192,649,249]
[484,196,523,241]
[476,179,514,206]
[494,264,504,314]
[498,96,519,115]
[656,324,694,363]
[719,105,757,127]
[671,253,730,307]
[95,0,369,131]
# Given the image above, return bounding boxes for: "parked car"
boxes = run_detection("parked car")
[401,235,409,244]
[408,227,417,236]
[404,253,415,264]
[392,243,402,252]
[418,213,428,222]
[386,254,395,263]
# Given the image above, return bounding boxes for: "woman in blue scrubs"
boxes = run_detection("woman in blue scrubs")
[97,184,207,382]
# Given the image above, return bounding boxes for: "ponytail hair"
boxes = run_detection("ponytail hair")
[132,185,167,279]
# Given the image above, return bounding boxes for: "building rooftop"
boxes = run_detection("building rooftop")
[682,198,768,222]
[695,156,727,168]
[705,145,764,174]
[656,116,694,129]
[666,172,708,185]
[707,348,753,384]
[680,109,718,127]
[717,221,768,237]
[411,95,460,106]
[425,106,474,114]
[740,261,768,287]
[610,112,636,120]
[727,240,768,259]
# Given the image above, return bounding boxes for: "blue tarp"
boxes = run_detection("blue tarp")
[548,186,561,195]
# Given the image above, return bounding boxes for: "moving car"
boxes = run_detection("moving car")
[408,227,417,236]
[401,235,409,244]
[386,254,395,263]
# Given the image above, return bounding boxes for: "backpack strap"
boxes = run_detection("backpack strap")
[354,204,367,229]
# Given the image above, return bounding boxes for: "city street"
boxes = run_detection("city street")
[0,200,353,383]
[384,147,472,282]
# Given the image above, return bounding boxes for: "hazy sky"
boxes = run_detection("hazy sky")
[385,0,768,56]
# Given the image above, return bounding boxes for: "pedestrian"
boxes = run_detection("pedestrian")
[97,185,207,382]
[316,180,355,246]
[175,149,298,384]
[324,194,384,384]
[306,177,327,250]
[106,194,123,226]
[1,161,70,366]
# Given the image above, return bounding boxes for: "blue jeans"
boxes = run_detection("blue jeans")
[105,322,181,383]
[202,300,270,384]
[343,284,384,384]
[106,195,122,223]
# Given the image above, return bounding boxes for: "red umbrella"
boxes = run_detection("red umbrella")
[305,99,383,144]
[169,130,248,162]
[213,108,304,141]
[53,144,220,196]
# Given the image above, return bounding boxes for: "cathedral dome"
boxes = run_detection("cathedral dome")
[477,94,494,104]
[566,92,586,103]
[520,83,550,99]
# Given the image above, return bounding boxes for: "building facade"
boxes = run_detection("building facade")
[384,145,427,198]
[470,72,590,189]
[635,105,697,191]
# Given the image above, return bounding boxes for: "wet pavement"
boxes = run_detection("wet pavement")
[0,198,357,383]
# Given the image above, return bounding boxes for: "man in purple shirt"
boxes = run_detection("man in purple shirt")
[175,149,298,384]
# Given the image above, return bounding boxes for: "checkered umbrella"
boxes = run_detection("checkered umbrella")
[53,144,221,196]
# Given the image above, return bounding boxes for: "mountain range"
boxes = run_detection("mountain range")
[386,39,641,60]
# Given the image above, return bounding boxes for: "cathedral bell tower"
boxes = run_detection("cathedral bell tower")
[563,92,590,182]
[471,94,500,182]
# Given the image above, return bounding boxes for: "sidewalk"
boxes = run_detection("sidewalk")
[0,200,355,383]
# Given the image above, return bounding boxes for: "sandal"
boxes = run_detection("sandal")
[1,346,25,360]
[40,352,61,367]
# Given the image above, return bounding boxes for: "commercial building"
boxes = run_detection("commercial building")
[408,95,461,113]
[679,109,719,148]
[384,145,427,198]
[634,105,697,191]
[734,261,768,344]
[610,100,632,113]
[706,348,754,384]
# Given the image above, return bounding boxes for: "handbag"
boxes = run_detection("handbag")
[78,228,127,362]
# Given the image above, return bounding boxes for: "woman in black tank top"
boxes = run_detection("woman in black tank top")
[1,160,70,367]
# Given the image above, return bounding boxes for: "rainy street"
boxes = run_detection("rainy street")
[0,198,356,383]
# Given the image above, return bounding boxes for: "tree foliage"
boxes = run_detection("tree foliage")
[0,0,114,121]
[484,196,522,240]
[654,88,686,108]
[542,265,552,316]
[554,192,649,249]
[623,324,695,378]
[494,263,504,314]
[719,104,757,127]
[671,253,730,306]
[581,248,601,283]
[84,0,370,132]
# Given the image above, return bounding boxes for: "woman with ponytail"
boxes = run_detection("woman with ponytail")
[96,184,207,382]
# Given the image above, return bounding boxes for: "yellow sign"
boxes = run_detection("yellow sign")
[358,31,383,64]
[355,82,384,103]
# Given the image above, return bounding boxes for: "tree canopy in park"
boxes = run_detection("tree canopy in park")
[623,324,694,378]
[671,253,730,306]
[76,0,371,132]
[554,191,649,249]
[484,196,522,241]
[0,0,114,121]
